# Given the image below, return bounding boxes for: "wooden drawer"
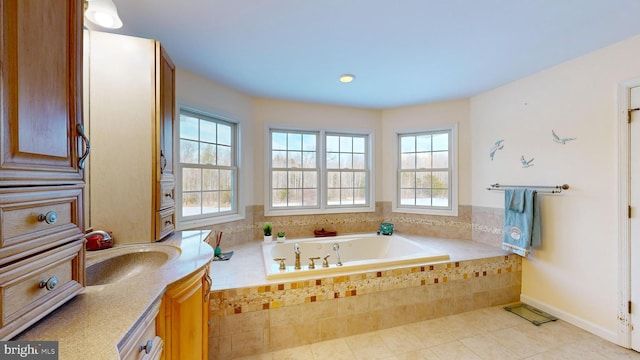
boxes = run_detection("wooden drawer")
[0,240,84,340]
[0,185,84,266]
[155,207,174,241]
[119,298,163,360]
[156,179,175,211]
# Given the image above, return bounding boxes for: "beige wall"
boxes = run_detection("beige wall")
[471,33,640,340]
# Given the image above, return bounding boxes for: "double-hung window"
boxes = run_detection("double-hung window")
[178,109,237,225]
[396,127,457,215]
[268,128,372,214]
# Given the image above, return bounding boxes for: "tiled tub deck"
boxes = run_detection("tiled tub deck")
[207,234,521,359]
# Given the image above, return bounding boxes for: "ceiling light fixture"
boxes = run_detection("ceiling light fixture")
[339,74,355,83]
[85,0,123,29]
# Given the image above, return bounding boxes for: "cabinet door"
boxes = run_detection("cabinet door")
[158,271,207,360]
[156,43,175,185]
[0,0,85,185]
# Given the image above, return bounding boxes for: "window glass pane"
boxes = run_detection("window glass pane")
[220,169,232,190]
[200,120,216,143]
[288,171,303,189]
[272,190,287,207]
[202,192,218,214]
[341,172,353,188]
[416,152,431,169]
[326,152,339,169]
[416,172,431,188]
[220,191,232,211]
[288,189,302,206]
[182,193,201,216]
[352,154,365,169]
[339,153,352,169]
[340,136,352,152]
[400,189,415,205]
[303,189,317,206]
[433,133,448,151]
[288,133,302,151]
[203,169,218,190]
[180,140,198,163]
[416,189,432,206]
[272,171,287,188]
[302,151,316,168]
[416,135,431,152]
[326,136,339,152]
[433,171,449,188]
[327,171,340,188]
[432,151,448,168]
[218,123,231,146]
[302,134,316,151]
[183,168,201,191]
[401,153,415,169]
[272,132,287,150]
[354,172,366,188]
[288,151,302,168]
[303,171,317,188]
[401,136,415,153]
[218,145,231,166]
[400,172,415,188]
[200,143,216,165]
[433,189,449,207]
[341,188,354,204]
[354,188,366,204]
[353,137,365,153]
[327,189,340,205]
[180,115,198,141]
[272,150,287,168]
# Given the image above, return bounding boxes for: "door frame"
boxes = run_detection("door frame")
[617,78,640,348]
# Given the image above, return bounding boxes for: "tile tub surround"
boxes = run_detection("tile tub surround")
[208,235,520,359]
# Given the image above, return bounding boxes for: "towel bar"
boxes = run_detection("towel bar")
[486,183,569,194]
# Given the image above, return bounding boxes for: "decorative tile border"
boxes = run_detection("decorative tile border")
[209,254,521,316]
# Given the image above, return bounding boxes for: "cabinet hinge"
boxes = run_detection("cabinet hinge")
[630,205,633,219]
[629,108,640,123]
[629,300,632,314]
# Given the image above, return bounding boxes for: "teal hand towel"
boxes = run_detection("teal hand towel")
[502,188,541,256]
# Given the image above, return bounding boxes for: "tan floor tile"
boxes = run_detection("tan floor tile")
[429,341,482,360]
[269,344,313,359]
[345,331,395,360]
[310,338,356,359]
[460,333,521,360]
[378,327,425,354]
[394,348,442,360]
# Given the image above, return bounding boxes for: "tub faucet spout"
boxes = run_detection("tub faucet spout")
[294,243,301,270]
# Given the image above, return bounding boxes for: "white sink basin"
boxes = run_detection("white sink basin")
[86,244,181,286]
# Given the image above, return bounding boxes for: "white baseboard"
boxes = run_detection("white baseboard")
[520,294,621,345]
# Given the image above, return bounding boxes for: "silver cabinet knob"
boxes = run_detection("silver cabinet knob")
[139,339,153,354]
[39,276,58,291]
[38,211,58,224]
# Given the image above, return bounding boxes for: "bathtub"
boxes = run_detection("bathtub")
[261,234,450,280]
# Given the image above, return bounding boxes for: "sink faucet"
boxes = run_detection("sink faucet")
[294,243,301,270]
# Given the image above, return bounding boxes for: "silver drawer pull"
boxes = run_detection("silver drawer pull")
[165,219,173,226]
[164,192,173,199]
[139,339,153,354]
[39,277,58,291]
[38,211,58,225]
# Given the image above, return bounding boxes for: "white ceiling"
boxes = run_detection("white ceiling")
[107,0,640,109]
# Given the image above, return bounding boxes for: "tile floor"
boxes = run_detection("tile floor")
[234,305,640,360]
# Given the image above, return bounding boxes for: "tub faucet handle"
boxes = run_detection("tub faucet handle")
[273,258,286,270]
[322,254,331,268]
[308,256,320,269]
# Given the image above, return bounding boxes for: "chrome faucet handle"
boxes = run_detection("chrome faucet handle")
[322,254,330,268]
[273,258,286,270]
[308,257,320,269]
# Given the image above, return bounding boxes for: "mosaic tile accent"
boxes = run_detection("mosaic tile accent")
[209,255,520,316]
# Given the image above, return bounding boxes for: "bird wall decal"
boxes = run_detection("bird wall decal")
[552,130,576,144]
[520,155,534,168]
[489,139,504,160]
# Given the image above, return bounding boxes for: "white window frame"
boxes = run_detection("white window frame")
[393,125,458,216]
[265,127,375,216]
[176,108,241,229]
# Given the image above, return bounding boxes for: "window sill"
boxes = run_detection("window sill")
[176,212,245,230]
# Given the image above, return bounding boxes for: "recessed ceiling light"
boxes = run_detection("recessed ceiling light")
[339,74,355,83]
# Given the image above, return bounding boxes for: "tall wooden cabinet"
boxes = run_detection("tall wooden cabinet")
[87,31,176,244]
[0,0,86,339]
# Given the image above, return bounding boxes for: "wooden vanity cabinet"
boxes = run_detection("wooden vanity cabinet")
[88,31,176,244]
[157,267,210,360]
[0,0,86,340]
[119,298,164,360]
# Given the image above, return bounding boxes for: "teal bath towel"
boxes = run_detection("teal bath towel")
[502,188,541,256]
